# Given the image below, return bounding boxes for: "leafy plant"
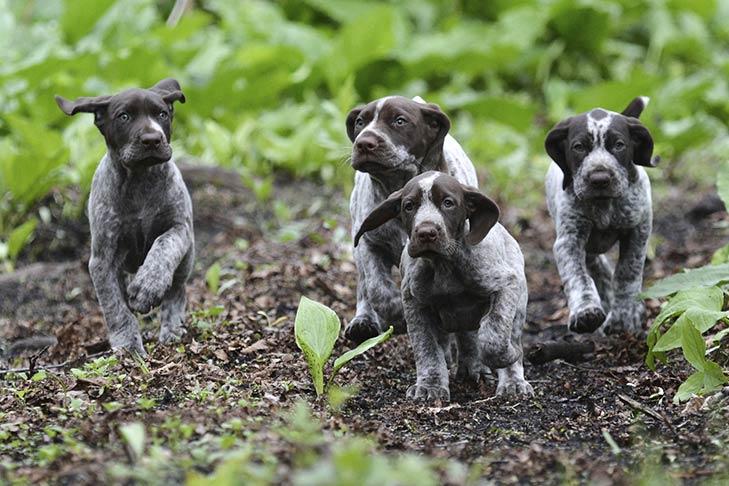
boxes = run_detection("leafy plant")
[643,165,729,403]
[294,296,393,397]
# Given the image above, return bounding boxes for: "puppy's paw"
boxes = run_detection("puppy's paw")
[406,384,450,403]
[455,361,484,385]
[496,377,534,397]
[127,272,168,314]
[345,315,381,344]
[603,301,646,335]
[159,324,186,344]
[109,328,145,357]
[569,305,606,333]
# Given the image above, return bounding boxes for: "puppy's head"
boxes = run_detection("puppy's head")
[345,96,450,180]
[544,96,658,200]
[55,78,186,170]
[354,171,500,258]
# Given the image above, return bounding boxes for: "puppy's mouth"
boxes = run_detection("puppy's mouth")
[407,241,447,259]
[120,144,173,168]
[351,152,414,174]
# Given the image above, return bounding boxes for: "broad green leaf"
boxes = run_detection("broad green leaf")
[118,422,145,461]
[294,296,341,396]
[640,263,729,299]
[328,326,394,390]
[652,286,723,327]
[680,318,706,371]
[205,262,221,294]
[702,360,728,390]
[7,218,37,261]
[653,307,728,352]
[673,371,704,403]
[711,242,729,265]
[61,0,114,45]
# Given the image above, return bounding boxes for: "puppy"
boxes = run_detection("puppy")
[544,97,658,334]
[346,96,478,343]
[355,171,532,401]
[55,79,194,355]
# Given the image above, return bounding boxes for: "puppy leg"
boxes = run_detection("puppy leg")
[159,249,193,344]
[553,225,605,333]
[586,254,614,314]
[128,225,192,315]
[478,273,524,369]
[496,359,533,396]
[404,290,450,402]
[604,220,651,335]
[454,331,482,384]
[89,254,144,355]
[346,243,404,343]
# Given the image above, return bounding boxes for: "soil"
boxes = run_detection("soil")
[1,163,729,485]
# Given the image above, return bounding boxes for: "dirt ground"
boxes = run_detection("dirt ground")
[1,163,729,485]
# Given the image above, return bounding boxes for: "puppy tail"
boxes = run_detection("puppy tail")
[622,96,650,118]
[412,96,426,104]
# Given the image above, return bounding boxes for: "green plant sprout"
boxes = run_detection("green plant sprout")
[294,296,393,397]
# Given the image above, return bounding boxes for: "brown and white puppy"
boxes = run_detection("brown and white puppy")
[544,96,658,334]
[55,79,194,355]
[355,171,532,402]
[346,96,478,343]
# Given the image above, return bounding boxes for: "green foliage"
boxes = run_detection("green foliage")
[3,0,729,265]
[294,296,393,397]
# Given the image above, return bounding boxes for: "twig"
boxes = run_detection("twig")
[0,350,110,377]
[526,340,595,365]
[617,393,676,434]
[166,0,194,27]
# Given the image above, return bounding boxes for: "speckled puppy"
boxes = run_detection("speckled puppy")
[354,171,532,402]
[55,79,193,355]
[544,97,659,335]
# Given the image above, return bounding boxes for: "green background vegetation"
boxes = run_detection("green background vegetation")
[2,0,729,264]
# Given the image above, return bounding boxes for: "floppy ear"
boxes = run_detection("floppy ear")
[420,103,450,167]
[345,106,365,142]
[54,95,112,116]
[621,96,649,119]
[463,187,500,246]
[354,189,403,247]
[544,118,573,190]
[150,78,186,104]
[625,117,658,167]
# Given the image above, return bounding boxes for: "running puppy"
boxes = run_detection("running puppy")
[544,97,658,335]
[355,171,532,401]
[346,96,478,343]
[55,79,194,355]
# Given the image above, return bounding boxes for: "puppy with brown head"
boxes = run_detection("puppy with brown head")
[544,97,658,335]
[55,79,193,355]
[346,96,478,344]
[355,171,532,402]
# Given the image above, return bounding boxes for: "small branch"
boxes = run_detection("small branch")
[166,0,194,27]
[617,393,676,434]
[526,340,595,365]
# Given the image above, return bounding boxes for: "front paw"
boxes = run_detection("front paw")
[345,315,381,344]
[127,271,168,314]
[159,323,186,344]
[109,326,145,357]
[568,304,606,334]
[602,301,645,335]
[455,361,484,385]
[406,384,450,403]
[496,377,534,397]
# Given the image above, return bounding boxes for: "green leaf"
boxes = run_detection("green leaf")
[61,0,115,45]
[652,286,723,328]
[680,317,706,371]
[673,371,704,403]
[294,296,341,397]
[641,263,729,299]
[703,360,728,390]
[118,422,145,462]
[328,326,394,390]
[7,218,37,261]
[205,262,221,294]
[711,242,729,265]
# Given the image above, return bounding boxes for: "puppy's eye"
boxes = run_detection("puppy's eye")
[394,116,408,127]
[442,198,455,209]
[614,140,626,151]
[158,111,168,120]
[355,117,365,128]
[118,112,130,122]
[571,142,585,153]
[403,201,415,212]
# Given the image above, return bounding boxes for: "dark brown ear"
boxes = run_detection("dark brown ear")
[345,106,365,142]
[54,95,112,116]
[544,117,573,190]
[621,96,649,119]
[463,187,500,245]
[420,103,450,168]
[354,189,403,247]
[150,78,185,104]
[626,117,658,167]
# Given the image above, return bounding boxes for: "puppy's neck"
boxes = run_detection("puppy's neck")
[370,151,447,199]
[106,151,170,180]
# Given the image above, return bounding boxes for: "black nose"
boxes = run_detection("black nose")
[415,225,438,243]
[588,170,611,188]
[141,132,163,148]
[355,134,379,152]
